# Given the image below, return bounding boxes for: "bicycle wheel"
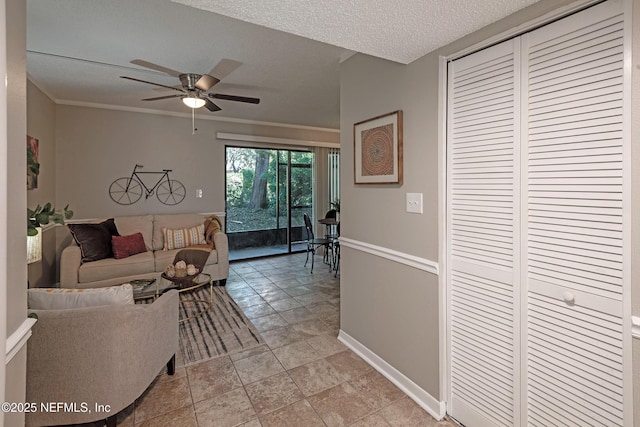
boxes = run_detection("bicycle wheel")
[156,179,186,205]
[109,177,143,205]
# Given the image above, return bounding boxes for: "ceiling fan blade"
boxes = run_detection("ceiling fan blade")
[207,59,242,80]
[142,94,183,101]
[130,59,182,77]
[209,93,260,104]
[121,76,185,92]
[153,84,183,92]
[204,99,221,112]
[195,74,220,91]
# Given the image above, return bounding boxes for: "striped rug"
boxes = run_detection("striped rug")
[176,285,265,367]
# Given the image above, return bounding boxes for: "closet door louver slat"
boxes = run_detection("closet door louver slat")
[523,1,626,425]
[447,39,519,427]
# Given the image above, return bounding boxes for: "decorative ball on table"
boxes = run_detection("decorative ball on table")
[163,262,200,287]
[165,264,176,278]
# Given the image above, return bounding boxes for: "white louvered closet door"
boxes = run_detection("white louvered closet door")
[447,1,630,426]
[522,1,628,425]
[447,38,520,427]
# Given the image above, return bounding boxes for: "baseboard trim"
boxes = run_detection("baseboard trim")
[338,329,446,420]
[339,237,439,275]
[6,317,37,364]
[632,316,640,339]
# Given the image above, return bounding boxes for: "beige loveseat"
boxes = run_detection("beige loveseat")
[60,213,229,289]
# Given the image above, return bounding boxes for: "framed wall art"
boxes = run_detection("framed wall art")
[27,135,39,190]
[353,110,403,185]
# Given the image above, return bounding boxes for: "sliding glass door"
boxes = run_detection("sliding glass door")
[225,146,313,260]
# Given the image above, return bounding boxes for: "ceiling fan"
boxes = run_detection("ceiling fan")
[121,59,260,112]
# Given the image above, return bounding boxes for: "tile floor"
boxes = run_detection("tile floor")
[96,253,455,426]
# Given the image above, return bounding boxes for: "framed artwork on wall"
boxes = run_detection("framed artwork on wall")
[353,110,403,185]
[27,135,39,190]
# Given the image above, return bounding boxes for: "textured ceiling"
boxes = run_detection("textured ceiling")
[27,0,538,130]
[172,0,539,64]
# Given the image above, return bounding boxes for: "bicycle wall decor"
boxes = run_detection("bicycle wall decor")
[109,164,186,205]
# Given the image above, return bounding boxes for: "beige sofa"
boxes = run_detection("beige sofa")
[26,290,179,427]
[60,213,229,289]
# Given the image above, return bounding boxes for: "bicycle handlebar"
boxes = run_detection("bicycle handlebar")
[134,165,173,173]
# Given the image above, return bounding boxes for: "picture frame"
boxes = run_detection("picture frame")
[353,110,403,185]
[27,135,39,190]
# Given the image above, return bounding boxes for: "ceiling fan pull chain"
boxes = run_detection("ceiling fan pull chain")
[192,107,197,135]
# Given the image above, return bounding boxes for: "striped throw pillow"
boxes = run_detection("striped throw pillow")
[163,224,206,250]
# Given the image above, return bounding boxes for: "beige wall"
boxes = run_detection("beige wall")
[26,81,58,287]
[55,105,338,220]
[340,53,439,259]
[341,248,440,396]
[4,0,27,425]
[340,0,639,417]
[340,51,441,399]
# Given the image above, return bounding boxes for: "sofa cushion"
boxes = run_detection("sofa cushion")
[79,251,155,284]
[115,215,153,250]
[28,284,134,310]
[153,214,206,251]
[162,224,207,250]
[68,219,120,263]
[112,232,147,259]
[155,248,217,273]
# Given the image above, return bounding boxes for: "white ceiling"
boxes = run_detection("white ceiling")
[27,0,537,130]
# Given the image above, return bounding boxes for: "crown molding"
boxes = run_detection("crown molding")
[55,99,340,133]
[27,74,57,103]
[339,51,358,63]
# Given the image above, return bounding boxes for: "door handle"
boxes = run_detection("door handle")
[562,291,576,306]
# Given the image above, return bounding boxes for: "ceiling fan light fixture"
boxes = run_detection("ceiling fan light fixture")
[182,96,206,109]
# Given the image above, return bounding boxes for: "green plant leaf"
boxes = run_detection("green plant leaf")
[35,212,49,225]
[27,203,73,235]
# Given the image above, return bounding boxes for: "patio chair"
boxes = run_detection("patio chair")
[303,213,332,273]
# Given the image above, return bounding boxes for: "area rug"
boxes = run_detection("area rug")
[174,286,265,367]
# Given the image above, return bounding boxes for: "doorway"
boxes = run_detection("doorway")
[225,146,314,260]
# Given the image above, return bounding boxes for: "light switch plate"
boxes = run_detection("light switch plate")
[196,189,203,198]
[406,193,423,214]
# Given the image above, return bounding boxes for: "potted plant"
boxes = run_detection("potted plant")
[26,146,73,235]
[27,203,73,236]
[330,199,340,220]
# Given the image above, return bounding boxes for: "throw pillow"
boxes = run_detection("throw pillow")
[68,219,120,263]
[27,284,134,310]
[163,223,206,250]
[112,232,147,259]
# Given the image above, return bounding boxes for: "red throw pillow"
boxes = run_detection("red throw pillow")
[111,233,147,259]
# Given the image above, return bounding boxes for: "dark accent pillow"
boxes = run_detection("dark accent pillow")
[112,232,147,259]
[68,219,120,263]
